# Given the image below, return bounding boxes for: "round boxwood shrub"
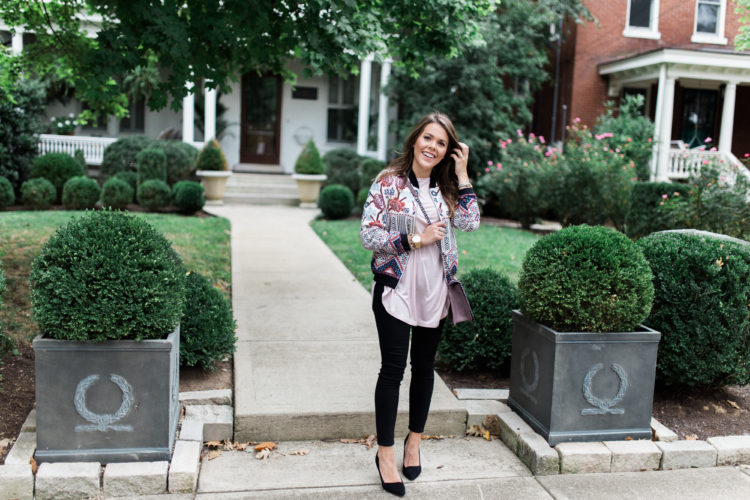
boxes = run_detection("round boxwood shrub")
[638,231,750,387]
[160,140,198,185]
[73,149,86,169]
[113,170,138,192]
[625,181,691,239]
[172,181,205,214]
[100,177,134,209]
[30,210,186,342]
[359,157,386,190]
[196,139,228,171]
[136,147,167,186]
[0,176,15,207]
[100,135,156,180]
[322,147,361,194]
[519,224,654,332]
[355,187,369,215]
[137,179,171,211]
[294,139,325,175]
[180,271,237,370]
[30,153,84,203]
[21,178,56,210]
[318,184,354,219]
[62,176,101,209]
[438,268,519,371]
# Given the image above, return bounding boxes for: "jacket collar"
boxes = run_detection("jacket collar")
[408,169,438,190]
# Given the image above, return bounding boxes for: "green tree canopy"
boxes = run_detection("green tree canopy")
[736,0,750,51]
[388,0,589,175]
[1,0,494,119]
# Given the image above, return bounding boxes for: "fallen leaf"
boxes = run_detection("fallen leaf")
[711,403,727,414]
[223,439,235,451]
[421,434,452,440]
[30,457,38,475]
[290,449,310,456]
[0,438,11,451]
[256,448,271,460]
[625,436,633,441]
[340,438,359,444]
[208,449,222,460]
[205,440,223,448]
[727,400,741,410]
[702,405,709,411]
[253,441,278,452]
[685,435,698,440]
[234,442,250,451]
[339,435,376,448]
[364,434,376,449]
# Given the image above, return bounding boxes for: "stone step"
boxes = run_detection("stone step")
[223,173,300,206]
[223,192,300,206]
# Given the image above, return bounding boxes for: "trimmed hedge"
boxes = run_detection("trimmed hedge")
[179,271,237,370]
[30,210,186,342]
[113,170,138,192]
[160,140,198,185]
[318,184,354,219]
[73,149,86,169]
[438,268,519,371]
[638,231,750,387]
[137,179,171,211]
[196,139,228,171]
[100,177,134,209]
[359,158,386,190]
[30,153,84,203]
[100,135,156,180]
[294,139,325,174]
[62,176,101,209]
[21,178,56,210]
[625,181,692,239]
[322,147,360,195]
[136,147,168,186]
[0,177,15,207]
[172,181,205,214]
[519,225,654,332]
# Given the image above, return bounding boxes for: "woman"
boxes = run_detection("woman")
[360,112,480,496]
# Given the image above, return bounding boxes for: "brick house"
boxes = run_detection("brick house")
[532,0,750,180]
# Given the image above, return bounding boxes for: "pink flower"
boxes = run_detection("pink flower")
[744,153,750,158]
[710,147,717,152]
[517,129,523,137]
[705,137,712,143]
[720,176,727,182]
[702,160,709,165]
[534,145,540,151]
[539,136,546,144]
[507,139,512,144]
[626,137,632,142]
[544,151,552,157]
[496,165,502,171]
[574,117,581,123]
[500,142,506,149]
[484,167,490,173]
[487,160,493,165]
[700,146,706,151]
[661,194,668,199]
[647,138,652,142]
[529,133,536,140]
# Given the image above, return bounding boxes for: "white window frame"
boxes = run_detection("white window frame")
[326,75,359,144]
[691,0,728,45]
[623,0,661,40]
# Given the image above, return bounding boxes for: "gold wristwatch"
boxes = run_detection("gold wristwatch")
[410,233,422,249]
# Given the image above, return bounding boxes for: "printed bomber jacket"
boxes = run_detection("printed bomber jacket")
[360,170,480,288]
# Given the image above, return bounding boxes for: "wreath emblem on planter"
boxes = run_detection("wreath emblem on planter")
[580,363,628,415]
[519,348,539,403]
[74,374,134,432]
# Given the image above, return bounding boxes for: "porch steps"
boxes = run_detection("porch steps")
[223,172,300,206]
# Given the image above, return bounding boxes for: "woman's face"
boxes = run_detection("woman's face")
[412,122,449,173]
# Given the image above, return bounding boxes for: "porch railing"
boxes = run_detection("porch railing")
[667,149,750,184]
[38,134,206,166]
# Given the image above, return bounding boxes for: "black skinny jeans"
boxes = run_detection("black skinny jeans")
[372,283,445,446]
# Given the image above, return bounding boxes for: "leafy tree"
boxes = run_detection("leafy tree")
[1,0,493,119]
[736,0,750,51]
[388,0,589,175]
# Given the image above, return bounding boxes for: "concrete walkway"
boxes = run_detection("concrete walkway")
[205,205,464,442]
[197,204,750,499]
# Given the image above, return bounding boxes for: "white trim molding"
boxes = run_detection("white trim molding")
[623,0,661,40]
[691,0,728,45]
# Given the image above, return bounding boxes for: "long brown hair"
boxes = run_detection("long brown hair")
[378,112,460,215]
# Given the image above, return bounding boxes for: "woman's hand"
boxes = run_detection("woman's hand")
[421,221,447,246]
[450,142,470,185]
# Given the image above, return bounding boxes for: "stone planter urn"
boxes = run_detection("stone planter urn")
[508,311,660,445]
[196,170,232,203]
[33,327,180,463]
[291,173,327,206]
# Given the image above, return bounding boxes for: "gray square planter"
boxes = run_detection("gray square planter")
[33,327,180,463]
[508,311,660,446]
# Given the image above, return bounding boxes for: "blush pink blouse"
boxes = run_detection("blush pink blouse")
[381,177,450,327]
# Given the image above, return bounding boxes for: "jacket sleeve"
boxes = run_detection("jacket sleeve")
[360,179,411,254]
[452,187,481,232]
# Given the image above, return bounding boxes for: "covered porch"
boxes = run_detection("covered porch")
[599,48,750,182]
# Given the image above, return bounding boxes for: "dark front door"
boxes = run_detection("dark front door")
[680,88,718,148]
[241,74,282,164]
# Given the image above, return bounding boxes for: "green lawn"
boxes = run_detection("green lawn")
[0,210,231,345]
[310,218,541,290]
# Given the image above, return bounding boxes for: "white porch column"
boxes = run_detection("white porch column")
[11,29,23,55]
[182,83,195,144]
[718,81,738,154]
[654,69,676,182]
[376,59,392,161]
[204,85,217,142]
[357,55,374,156]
